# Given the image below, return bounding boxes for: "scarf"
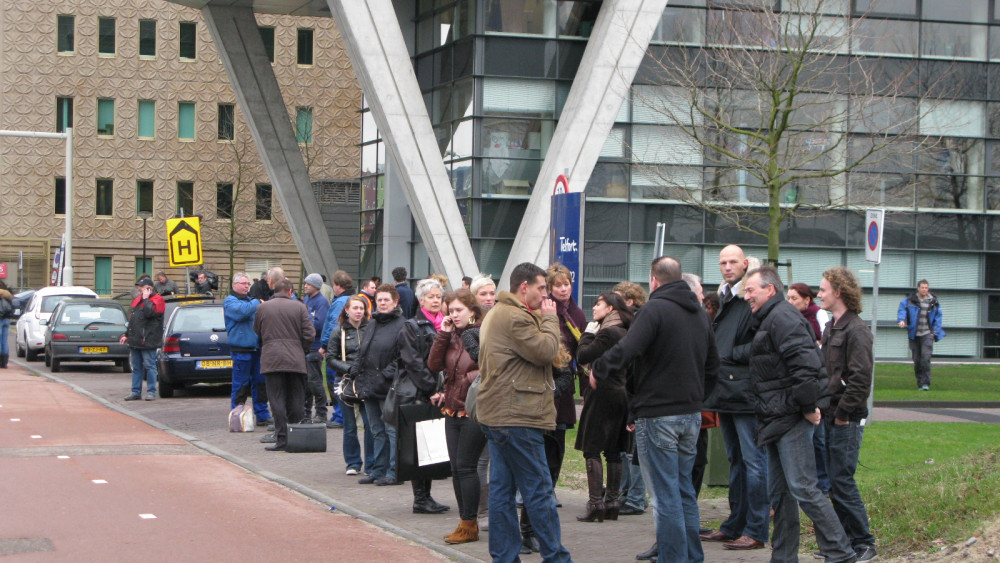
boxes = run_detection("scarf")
[600,310,623,330]
[422,307,444,331]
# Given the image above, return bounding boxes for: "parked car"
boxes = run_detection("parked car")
[16,286,98,361]
[157,302,232,398]
[43,299,130,373]
[10,290,35,320]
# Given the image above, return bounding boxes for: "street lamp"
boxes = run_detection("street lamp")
[138,210,153,277]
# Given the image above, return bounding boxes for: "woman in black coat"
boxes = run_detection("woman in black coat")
[326,295,372,476]
[575,291,633,522]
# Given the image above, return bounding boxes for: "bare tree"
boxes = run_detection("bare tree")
[635,0,957,261]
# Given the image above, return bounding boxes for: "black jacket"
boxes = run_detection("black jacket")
[592,280,719,420]
[705,280,756,413]
[326,319,368,376]
[352,307,404,401]
[397,309,442,402]
[821,311,873,423]
[749,293,830,446]
[125,294,165,350]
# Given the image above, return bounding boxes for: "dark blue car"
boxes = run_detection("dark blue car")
[157,302,232,398]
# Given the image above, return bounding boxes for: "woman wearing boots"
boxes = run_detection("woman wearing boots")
[0,281,12,368]
[427,289,487,544]
[574,291,633,522]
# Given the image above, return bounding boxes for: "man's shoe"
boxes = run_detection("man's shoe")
[619,505,645,516]
[699,527,714,535]
[723,536,765,550]
[920,385,930,391]
[259,433,277,444]
[123,394,141,401]
[256,417,272,427]
[700,531,735,542]
[145,393,156,401]
[264,444,286,451]
[326,420,343,429]
[520,533,540,553]
[375,477,403,486]
[345,468,359,476]
[855,544,877,561]
[636,541,658,561]
[358,474,378,484]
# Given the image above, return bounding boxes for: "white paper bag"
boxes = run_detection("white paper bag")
[415,417,449,466]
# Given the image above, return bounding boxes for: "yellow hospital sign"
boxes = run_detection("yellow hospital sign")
[166,217,203,267]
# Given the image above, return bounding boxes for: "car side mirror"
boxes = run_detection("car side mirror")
[39,319,48,326]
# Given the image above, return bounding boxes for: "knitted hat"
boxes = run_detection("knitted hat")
[304,273,323,289]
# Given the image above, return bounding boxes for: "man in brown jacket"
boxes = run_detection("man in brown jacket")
[477,262,572,562]
[253,278,315,451]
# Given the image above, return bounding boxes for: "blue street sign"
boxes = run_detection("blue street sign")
[550,190,584,304]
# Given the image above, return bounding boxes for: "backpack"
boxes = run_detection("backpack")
[0,298,12,320]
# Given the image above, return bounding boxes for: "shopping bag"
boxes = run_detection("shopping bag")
[228,404,255,432]
[415,417,449,466]
[396,403,451,481]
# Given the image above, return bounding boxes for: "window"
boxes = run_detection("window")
[176,181,194,215]
[297,28,313,65]
[56,97,73,133]
[179,22,196,59]
[256,184,272,220]
[139,20,156,57]
[57,15,74,53]
[217,104,234,140]
[259,26,275,63]
[54,178,66,215]
[137,180,154,214]
[135,257,153,280]
[97,98,114,136]
[216,183,234,219]
[137,100,155,138]
[96,179,113,216]
[98,17,115,55]
[178,102,195,140]
[295,107,313,144]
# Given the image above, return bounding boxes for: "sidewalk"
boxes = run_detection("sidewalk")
[0,364,444,561]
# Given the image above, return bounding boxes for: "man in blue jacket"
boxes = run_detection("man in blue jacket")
[897,280,945,391]
[224,272,271,426]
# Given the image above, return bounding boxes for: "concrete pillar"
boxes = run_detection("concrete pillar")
[201,5,340,276]
[326,0,479,284]
[499,0,669,288]
[382,148,412,280]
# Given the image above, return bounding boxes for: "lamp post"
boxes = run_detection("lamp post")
[138,210,152,276]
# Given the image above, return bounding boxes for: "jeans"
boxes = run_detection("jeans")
[264,371,306,448]
[620,450,648,510]
[768,419,855,563]
[362,398,391,479]
[303,352,327,420]
[825,419,876,549]
[635,413,703,563]
[0,318,9,355]
[481,425,572,563]
[231,351,270,421]
[445,416,488,520]
[909,333,934,387]
[813,419,831,493]
[342,399,372,472]
[129,348,157,396]
[718,412,770,543]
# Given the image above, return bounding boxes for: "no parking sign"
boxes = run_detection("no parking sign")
[865,209,884,264]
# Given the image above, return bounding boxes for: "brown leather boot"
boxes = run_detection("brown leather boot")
[444,519,479,544]
[577,458,605,522]
[604,460,623,520]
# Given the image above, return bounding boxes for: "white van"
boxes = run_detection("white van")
[16,286,98,361]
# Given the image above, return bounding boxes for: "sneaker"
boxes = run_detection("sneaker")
[920,385,930,391]
[123,394,141,401]
[855,545,877,561]
[345,468,359,476]
[145,393,156,401]
[259,433,277,444]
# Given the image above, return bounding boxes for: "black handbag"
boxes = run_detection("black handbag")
[396,403,451,482]
[333,331,363,406]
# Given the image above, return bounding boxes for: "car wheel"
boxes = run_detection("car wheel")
[26,345,39,362]
[158,381,175,398]
[16,334,25,358]
[50,358,61,373]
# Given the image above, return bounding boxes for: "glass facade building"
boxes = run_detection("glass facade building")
[360,0,1000,359]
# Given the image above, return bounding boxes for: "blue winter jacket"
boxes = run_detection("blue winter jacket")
[897,292,946,341]
[224,291,260,351]
[320,293,350,347]
[304,292,330,351]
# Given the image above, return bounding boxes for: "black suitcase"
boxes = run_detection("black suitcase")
[286,422,327,453]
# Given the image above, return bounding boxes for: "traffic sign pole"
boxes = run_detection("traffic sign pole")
[865,209,885,423]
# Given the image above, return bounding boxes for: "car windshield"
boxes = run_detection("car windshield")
[58,304,126,326]
[171,306,225,332]
[42,294,95,313]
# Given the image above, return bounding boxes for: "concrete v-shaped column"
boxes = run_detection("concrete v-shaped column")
[326,0,478,284]
[499,0,668,289]
[202,5,340,276]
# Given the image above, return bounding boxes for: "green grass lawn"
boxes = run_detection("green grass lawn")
[560,422,1000,557]
[873,363,1000,401]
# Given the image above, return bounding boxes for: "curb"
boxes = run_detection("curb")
[10,358,481,563]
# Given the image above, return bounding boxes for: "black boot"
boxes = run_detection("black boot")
[0,354,7,368]
[412,479,449,514]
[604,460,623,520]
[520,505,540,553]
[577,458,605,522]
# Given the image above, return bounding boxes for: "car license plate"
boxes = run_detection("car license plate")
[197,359,233,369]
[80,347,108,354]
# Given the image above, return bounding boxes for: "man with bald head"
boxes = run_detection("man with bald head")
[592,256,719,562]
[700,245,769,551]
